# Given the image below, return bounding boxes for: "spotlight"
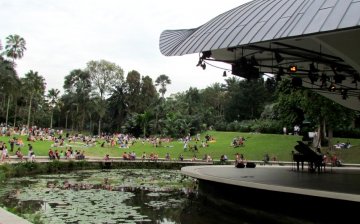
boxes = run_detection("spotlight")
[308,63,319,84]
[308,71,319,84]
[275,51,284,64]
[231,57,260,80]
[320,73,328,88]
[341,89,348,100]
[223,71,227,77]
[196,59,202,67]
[331,65,345,84]
[328,83,336,92]
[288,65,297,73]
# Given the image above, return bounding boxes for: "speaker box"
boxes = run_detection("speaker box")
[246,162,256,168]
[236,162,245,168]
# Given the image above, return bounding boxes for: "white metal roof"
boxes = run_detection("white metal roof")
[160,0,360,56]
[159,0,360,111]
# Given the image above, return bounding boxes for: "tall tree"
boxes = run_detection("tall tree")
[139,75,158,112]
[87,60,124,135]
[4,34,26,63]
[21,70,46,128]
[1,35,26,126]
[0,56,19,126]
[125,70,141,113]
[46,88,60,129]
[155,74,171,98]
[224,78,269,121]
[63,69,92,130]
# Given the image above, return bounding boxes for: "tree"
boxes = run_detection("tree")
[1,35,25,126]
[125,70,141,113]
[87,60,124,135]
[139,75,158,112]
[4,34,26,63]
[46,88,60,128]
[224,78,269,121]
[201,83,226,123]
[108,84,128,131]
[21,70,46,128]
[155,74,171,98]
[63,69,92,130]
[0,56,19,126]
[274,79,355,146]
[87,60,124,99]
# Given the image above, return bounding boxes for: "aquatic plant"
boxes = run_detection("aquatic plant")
[0,169,197,224]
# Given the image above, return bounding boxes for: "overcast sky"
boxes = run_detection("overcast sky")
[0,0,250,96]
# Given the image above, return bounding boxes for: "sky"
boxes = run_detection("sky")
[0,0,251,96]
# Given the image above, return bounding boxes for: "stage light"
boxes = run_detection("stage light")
[331,65,345,84]
[231,58,260,80]
[308,63,319,84]
[320,73,328,88]
[328,83,336,92]
[308,72,319,84]
[288,65,297,73]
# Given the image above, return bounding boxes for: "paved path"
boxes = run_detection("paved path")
[182,165,360,202]
[0,207,32,224]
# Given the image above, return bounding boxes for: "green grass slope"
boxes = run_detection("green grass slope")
[1,131,359,163]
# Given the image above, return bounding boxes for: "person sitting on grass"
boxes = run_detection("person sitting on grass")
[104,154,110,161]
[48,148,55,160]
[263,153,270,165]
[141,152,147,161]
[16,148,24,161]
[206,155,213,162]
[165,152,171,160]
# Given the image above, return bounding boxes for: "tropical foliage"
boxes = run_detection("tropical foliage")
[0,34,359,143]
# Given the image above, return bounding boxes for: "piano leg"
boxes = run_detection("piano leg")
[301,161,304,171]
[296,161,300,171]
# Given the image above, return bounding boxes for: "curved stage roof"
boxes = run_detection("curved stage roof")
[159,0,360,110]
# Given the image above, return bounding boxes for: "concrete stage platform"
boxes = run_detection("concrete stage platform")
[182,165,360,223]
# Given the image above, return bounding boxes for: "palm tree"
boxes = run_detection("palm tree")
[4,34,26,63]
[155,74,171,98]
[21,70,46,128]
[46,88,60,129]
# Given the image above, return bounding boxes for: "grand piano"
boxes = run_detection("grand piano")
[293,141,324,173]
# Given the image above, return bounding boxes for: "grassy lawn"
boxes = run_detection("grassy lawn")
[1,131,360,163]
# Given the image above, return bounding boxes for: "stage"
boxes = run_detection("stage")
[182,165,360,223]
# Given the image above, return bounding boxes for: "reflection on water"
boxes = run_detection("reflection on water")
[0,169,313,224]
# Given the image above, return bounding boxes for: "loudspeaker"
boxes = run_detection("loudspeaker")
[246,162,256,168]
[236,162,245,168]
